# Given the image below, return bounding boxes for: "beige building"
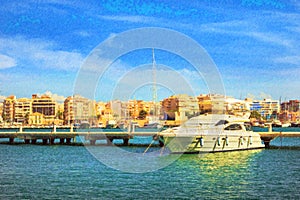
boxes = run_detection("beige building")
[248,98,279,120]
[28,112,44,125]
[95,101,115,127]
[127,100,146,119]
[197,94,226,114]
[109,100,123,120]
[14,98,32,123]
[64,96,74,125]
[64,95,96,125]
[279,100,300,122]
[31,94,56,124]
[0,103,3,122]
[3,95,16,123]
[162,94,199,124]
[225,97,249,115]
[56,103,64,120]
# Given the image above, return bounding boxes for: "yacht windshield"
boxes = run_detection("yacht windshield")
[215,120,229,126]
[244,123,252,131]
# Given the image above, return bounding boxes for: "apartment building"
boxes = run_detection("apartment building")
[225,97,249,115]
[64,95,96,125]
[95,101,112,126]
[197,94,226,114]
[248,98,279,120]
[282,100,300,112]
[0,103,3,122]
[162,94,199,123]
[109,100,123,120]
[3,95,16,123]
[127,100,146,119]
[14,98,32,123]
[31,94,56,124]
[279,100,300,122]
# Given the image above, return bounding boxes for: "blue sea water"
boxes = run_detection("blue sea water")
[0,128,299,199]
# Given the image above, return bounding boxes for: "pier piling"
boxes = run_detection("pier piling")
[90,140,96,145]
[123,138,129,146]
[107,138,113,145]
[50,138,55,145]
[66,138,71,144]
[9,138,14,144]
[42,139,48,145]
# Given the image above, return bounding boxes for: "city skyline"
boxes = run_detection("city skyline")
[0,91,297,104]
[2,92,299,127]
[0,1,300,102]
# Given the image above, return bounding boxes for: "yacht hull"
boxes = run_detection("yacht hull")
[162,133,264,154]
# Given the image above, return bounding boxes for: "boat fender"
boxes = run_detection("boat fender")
[199,137,204,147]
[225,136,229,146]
[239,136,244,145]
[217,137,221,146]
[249,136,252,145]
[153,134,159,141]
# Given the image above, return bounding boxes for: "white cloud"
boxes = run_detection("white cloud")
[200,20,292,48]
[32,49,83,70]
[201,20,250,31]
[39,91,66,103]
[259,92,272,100]
[99,15,157,23]
[0,36,84,71]
[245,31,292,48]
[74,30,91,37]
[246,93,256,100]
[0,95,6,102]
[0,54,17,69]
[274,56,300,65]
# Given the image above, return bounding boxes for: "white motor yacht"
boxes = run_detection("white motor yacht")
[158,114,264,153]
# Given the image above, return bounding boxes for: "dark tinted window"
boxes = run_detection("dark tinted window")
[215,120,229,126]
[244,123,252,131]
[224,124,242,130]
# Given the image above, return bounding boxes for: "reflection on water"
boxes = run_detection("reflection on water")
[178,149,262,172]
[198,150,262,172]
[171,149,264,198]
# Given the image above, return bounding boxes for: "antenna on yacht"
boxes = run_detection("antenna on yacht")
[152,48,157,119]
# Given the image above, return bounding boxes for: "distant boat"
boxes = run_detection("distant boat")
[140,122,161,129]
[281,122,291,128]
[272,120,282,127]
[291,122,300,127]
[272,120,291,128]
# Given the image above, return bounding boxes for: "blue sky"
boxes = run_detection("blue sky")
[0,0,299,102]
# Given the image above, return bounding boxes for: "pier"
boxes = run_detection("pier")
[257,124,300,148]
[0,126,160,145]
[258,132,300,148]
[1,126,300,148]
